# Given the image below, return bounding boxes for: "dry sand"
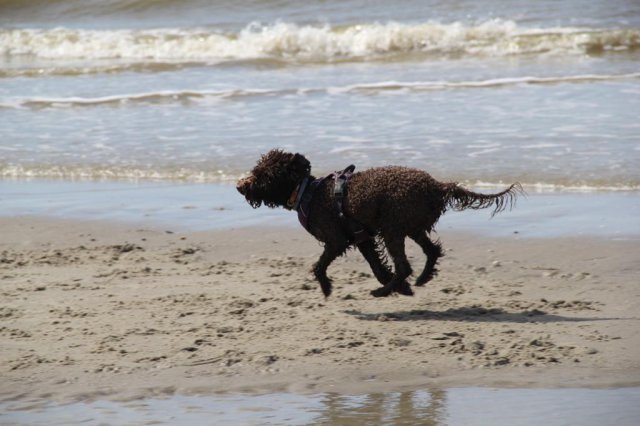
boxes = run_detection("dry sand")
[1,216,639,402]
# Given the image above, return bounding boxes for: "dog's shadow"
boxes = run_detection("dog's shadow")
[343,305,618,323]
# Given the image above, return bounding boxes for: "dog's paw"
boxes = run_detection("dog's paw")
[370,287,393,298]
[394,281,414,296]
[321,287,332,298]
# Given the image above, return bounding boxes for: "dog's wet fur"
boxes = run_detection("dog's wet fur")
[237,149,522,298]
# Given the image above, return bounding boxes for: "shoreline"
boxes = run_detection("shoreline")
[1,179,639,238]
[1,216,639,403]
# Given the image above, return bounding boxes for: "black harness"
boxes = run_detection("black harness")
[294,165,372,244]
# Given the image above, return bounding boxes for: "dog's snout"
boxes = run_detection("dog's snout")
[236,180,245,195]
[236,177,252,195]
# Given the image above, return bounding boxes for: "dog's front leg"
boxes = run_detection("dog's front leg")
[312,244,345,298]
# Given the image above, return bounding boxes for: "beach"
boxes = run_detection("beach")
[2,0,640,422]
[2,211,639,403]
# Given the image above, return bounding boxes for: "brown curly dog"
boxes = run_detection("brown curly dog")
[237,149,522,298]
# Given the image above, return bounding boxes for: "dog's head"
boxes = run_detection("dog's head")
[236,149,311,209]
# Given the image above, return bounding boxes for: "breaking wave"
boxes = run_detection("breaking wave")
[1,20,639,64]
[2,163,638,192]
[3,73,639,109]
[0,62,200,78]
[0,89,301,109]
[0,163,240,183]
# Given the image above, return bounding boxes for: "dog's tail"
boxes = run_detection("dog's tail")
[444,182,524,217]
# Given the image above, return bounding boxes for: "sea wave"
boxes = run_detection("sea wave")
[333,73,640,94]
[2,163,638,192]
[0,62,200,78]
[0,89,302,109]
[3,72,639,109]
[0,163,240,183]
[470,181,640,193]
[1,21,639,64]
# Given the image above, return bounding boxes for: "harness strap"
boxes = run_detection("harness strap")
[333,164,355,219]
[333,165,371,244]
[295,165,373,245]
[296,175,327,231]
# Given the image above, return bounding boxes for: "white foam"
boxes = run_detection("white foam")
[521,143,565,149]
[1,21,638,62]
[4,72,639,110]
[0,164,239,183]
[341,73,640,93]
[2,88,295,109]
[1,163,638,192]
[471,181,640,193]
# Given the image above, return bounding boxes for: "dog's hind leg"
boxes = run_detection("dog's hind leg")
[371,235,413,297]
[356,238,393,285]
[409,231,444,286]
[313,242,347,298]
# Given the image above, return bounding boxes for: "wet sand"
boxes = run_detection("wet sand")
[1,216,639,403]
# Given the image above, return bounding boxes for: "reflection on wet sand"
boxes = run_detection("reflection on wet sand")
[316,389,447,425]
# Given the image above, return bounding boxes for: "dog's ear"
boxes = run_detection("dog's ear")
[289,153,311,180]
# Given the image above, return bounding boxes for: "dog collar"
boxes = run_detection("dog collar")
[286,176,309,210]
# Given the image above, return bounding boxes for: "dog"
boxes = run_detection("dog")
[237,149,521,298]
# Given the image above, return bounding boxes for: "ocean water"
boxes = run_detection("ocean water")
[1,0,639,191]
[2,387,640,426]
